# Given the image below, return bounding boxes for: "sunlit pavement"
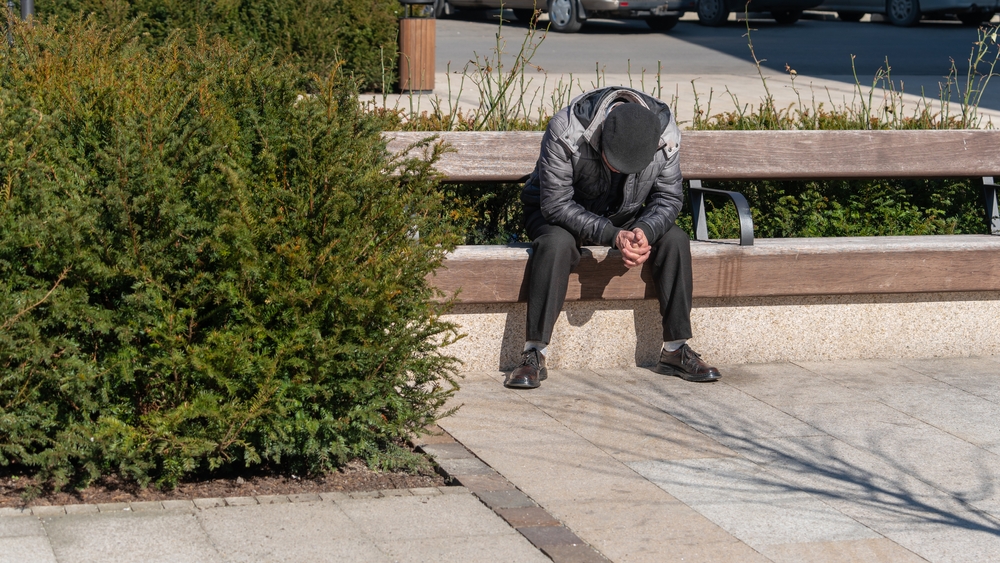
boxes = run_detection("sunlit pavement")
[439,356,1000,562]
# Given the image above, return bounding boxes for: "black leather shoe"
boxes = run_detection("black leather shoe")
[504,349,547,389]
[654,344,721,382]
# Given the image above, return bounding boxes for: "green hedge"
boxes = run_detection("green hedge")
[23,0,400,91]
[1,16,460,490]
[677,178,988,240]
[444,177,989,246]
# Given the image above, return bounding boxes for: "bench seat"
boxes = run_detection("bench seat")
[432,235,1000,303]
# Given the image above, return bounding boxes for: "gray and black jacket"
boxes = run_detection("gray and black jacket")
[521,86,683,246]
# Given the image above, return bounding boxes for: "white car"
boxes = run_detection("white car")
[817,0,997,25]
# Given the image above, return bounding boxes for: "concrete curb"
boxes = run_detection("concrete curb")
[416,425,611,563]
[0,485,464,518]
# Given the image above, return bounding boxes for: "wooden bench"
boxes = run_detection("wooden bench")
[387,130,1000,304]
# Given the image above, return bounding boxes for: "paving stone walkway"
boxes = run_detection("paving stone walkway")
[435,355,1000,563]
[3,356,1000,562]
[0,487,549,563]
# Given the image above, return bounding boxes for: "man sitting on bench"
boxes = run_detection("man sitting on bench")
[506,86,721,389]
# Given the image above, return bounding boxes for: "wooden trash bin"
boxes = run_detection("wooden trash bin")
[398,1,435,93]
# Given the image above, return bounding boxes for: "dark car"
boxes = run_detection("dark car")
[695,0,824,24]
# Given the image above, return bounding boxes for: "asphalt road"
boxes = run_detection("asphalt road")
[435,12,1000,109]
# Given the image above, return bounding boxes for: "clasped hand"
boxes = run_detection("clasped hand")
[615,228,651,269]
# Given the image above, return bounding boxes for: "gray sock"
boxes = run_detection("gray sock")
[524,341,548,358]
[662,339,686,353]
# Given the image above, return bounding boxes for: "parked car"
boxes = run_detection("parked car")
[439,0,697,33]
[817,0,996,25]
[694,0,824,25]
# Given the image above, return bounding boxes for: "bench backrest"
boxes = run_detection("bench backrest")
[386,130,1000,182]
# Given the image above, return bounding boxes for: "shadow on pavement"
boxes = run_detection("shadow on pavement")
[592,365,1000,537]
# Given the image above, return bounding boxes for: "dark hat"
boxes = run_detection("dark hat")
[601,103,661,174]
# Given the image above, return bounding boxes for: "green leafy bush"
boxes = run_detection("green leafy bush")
[24,0,400,91]
[1,16,460,490]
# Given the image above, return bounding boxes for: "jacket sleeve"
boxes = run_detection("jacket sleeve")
[633,148,683,243]
[536,118,618,245]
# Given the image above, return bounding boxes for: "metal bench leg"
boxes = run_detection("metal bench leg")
[690,180,710,242]
[688,180,755,246]
[985,177,999,236]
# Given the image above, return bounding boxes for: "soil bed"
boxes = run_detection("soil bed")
[0,458,447,509]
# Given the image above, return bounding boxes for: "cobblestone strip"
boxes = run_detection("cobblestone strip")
[415,424,611,563]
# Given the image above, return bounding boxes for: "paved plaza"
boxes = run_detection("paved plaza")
[0,488,549,563]
[440,355,1000,562]
[3,355,1000,562]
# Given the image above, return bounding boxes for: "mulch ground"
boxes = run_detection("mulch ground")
[0,458,447,509]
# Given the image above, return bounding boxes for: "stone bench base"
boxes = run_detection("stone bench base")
[442,291,1000,371]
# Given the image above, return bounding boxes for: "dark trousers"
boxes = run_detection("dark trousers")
[525,217,693,345]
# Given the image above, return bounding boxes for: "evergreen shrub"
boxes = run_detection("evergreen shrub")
[25,0,400,91]
[0,17,460,491]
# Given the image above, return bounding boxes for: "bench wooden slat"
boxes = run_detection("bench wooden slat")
[388,131,542,182]
[387,130,1000,181]
[429,236,1000,302]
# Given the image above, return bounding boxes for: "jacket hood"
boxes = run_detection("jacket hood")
[569,87,675,154]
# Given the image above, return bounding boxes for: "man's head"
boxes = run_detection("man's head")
[601,103,661,174]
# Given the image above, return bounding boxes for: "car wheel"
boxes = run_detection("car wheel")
[547,0,583,32]
[837,10,864,21]
[512,8,540,23]
[885,0,920,26]
[646,15,680,30]
[771,9,801,24]
[697,0,729,26]
[433,0,451,17]
[957,12,991,25]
